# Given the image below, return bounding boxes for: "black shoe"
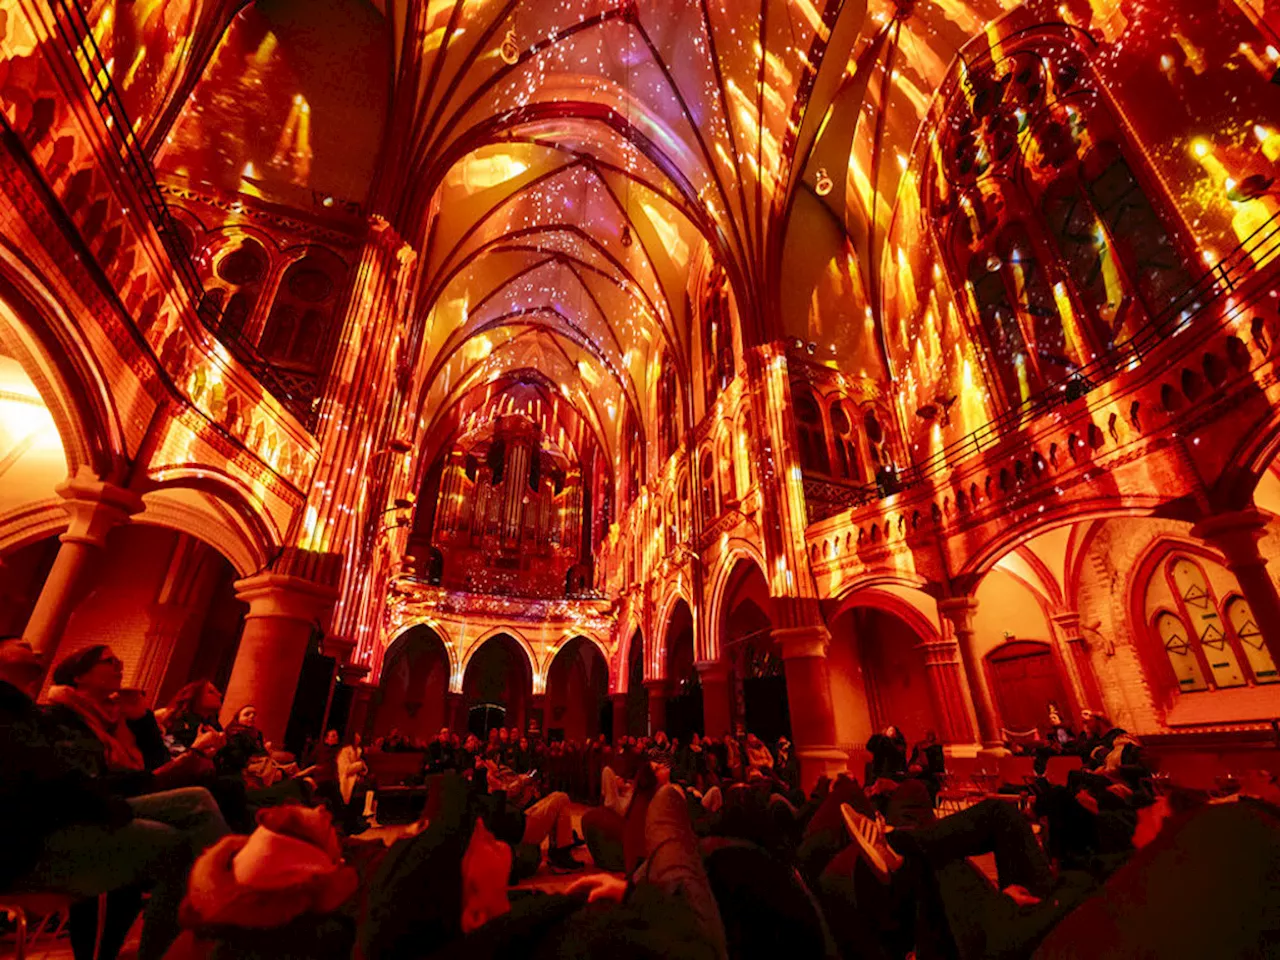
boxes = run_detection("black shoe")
[548,846,584,873]
[571,830,587,848]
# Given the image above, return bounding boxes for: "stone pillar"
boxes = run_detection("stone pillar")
[916,638,979,744]
[774,626,848,789]
[937,597,1003,748]
[343,669,375,741]
[24,471,144,672]
[1192,508,1280,667]
[644,680,668,734]
[220,573,339,745]
[697,661,732,737]
[611,692,628,740]
[446,692,467,735]
[1049,612,1105,717]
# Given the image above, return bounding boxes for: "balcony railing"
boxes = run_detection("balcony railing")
[43,0,321,431]
[872,214,1280,506]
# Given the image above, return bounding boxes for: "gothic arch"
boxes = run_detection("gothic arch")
[460,626,539,692]
[704,539,768,662]
[0,244,128,479]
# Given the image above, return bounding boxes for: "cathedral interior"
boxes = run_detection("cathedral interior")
[4,0,1280,785]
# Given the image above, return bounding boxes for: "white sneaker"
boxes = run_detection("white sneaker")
[841,803,902,881]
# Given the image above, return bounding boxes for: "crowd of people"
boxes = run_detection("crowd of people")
[4,632,1279,960]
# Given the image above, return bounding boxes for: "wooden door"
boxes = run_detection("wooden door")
[988,642,1069,734]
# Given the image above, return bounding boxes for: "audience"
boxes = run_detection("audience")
[0,636,228,960]
[5,639,1279,960]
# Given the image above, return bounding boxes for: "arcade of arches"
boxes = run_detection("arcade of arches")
[4,0,1280,784]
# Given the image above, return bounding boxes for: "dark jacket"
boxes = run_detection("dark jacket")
[426,739,456,774]
[0,679,133,887]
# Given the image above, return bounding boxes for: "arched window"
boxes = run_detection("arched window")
[735,407,754,494]
[702,265,735,407]
[199,237,268,341]
[863,408,888,468]
[829,400,860,481]
[718,431,735,504]
[259,249,345,379]
[624,409,642,509]
[658,357,679,461]
[700,448,718,523]
[792,383,830,474]
[1145,553,1279,697]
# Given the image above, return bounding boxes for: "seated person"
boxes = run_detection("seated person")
[43,645,225,798]
[864,725,908,783]
[157,681,225,758]
[425,727,456,774]
[0,636,223,960]
[222,704,302,787]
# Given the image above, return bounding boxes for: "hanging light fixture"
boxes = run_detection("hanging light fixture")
[500,27,520,66]
[620,224,633,247]
[814,167,833,196]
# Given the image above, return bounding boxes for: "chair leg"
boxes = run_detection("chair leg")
[4,905,29,960]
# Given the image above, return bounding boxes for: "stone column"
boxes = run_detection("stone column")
[697,661,732,737]
[937,597,1003,748]
[916,638,979,744]
[24,471,144,672]
[446,692,468,735]
[611,692,628,739]
[342,667,375,741]
[1049,612,1105,716]
[220,573,339,745]
[644,680,668,734]
[774,625,848,789]
[1192,508,1280,667]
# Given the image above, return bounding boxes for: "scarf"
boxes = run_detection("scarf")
[47,684,145,772]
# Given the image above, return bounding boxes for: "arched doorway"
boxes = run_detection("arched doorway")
[624,629,647,736]
[545,636,609,741]
[462,633,533,738]
[664,599,701,741]
[371,625,451,742]
[986,641,1070,735]
[720,560,789,742]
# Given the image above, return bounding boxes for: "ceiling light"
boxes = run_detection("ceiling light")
[500,29,519,66]
[814,167,833,196]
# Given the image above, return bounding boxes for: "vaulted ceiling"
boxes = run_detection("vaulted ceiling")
[153,0,1100,467]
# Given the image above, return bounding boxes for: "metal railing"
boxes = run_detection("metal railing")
[877,213,1280,502]
[43,0,320,431]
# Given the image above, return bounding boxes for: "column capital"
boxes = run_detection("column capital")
[772,624,831,660]
[234,572,340,624]
[916,638,962,666]
[937,596,979,631]
[643,678,669,697]
[1050,610,1083,637]
[1192,508,1270,566]
[695,660,730,682]
[339,663,371,685]
[56,472,144,547]
[323,634,357,664]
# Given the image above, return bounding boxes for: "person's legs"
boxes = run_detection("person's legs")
[128,786,229,855]
[521,790,573,848]
[581,806,626,871]
[14,818,190,960]
[636,784,728,960]
[890,797,1053,896]
[602,766,632,817]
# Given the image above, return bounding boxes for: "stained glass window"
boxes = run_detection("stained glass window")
[1169,559,1246,688]
[1154,610,1208,692]
[1225,597,1280,686]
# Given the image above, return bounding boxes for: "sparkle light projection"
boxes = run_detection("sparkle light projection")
[880,0,1280,461]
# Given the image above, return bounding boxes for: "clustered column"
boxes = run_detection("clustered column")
[937,597,1003,748]
[221,569,339,745]
[697,661,732,737]
[644,679,668,734]
[774,625,848,789]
